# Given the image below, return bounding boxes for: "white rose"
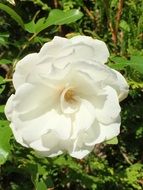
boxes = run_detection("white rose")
[5,36,129,159]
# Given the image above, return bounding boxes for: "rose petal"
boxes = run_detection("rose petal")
[13,53,38,89]
[30,136,63,157]
[95,86,121,124]
[12,109,71,144]
[39,36,69,57]
[110,69,129,101]
[69,147,93,159]
[73,60,114,83]
[71,35,109,64]
[12,83,57,121]
[69,136,94,159]
[52,36,109,69]
[10,123,28,147]
[5,94,15,120]
[29,131,60,153]
[71,99,96,139]
[36,149,63,157]
[85,118,120,146]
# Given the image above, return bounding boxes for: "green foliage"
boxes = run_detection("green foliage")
[109,55,143,74]
[0,106,12,165]
[0,0,143,189]
[105,137,118,145]
[0,59,11,65]
[25,9,83,34]
[0,3,24,29]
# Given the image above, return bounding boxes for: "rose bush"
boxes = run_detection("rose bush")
[5,36,129,159]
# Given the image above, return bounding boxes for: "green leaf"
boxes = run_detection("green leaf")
[54,155,82,171]
[109,56,130,70]
[125,163,143,189]
[0,59,12,65]
[0,33,9,38]
[36,179,47,190]
[0,120,12,165]
[35,9,83,34]
[46,9,83,25]
[35,17,47,34]
[0,76,4,85]
[0,33,10,46]
[0,105,5,113]
[105,137,118,145]
[120,20,130,32]
[0,3,24,29]
[33,36,50,44]
[25,20,36,34]
[129,55,143,74]
[25,9,83,34]
[109,55,143,74]
[0,76,5,94]
[0,37,8,46]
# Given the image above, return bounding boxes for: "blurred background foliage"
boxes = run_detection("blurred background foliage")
[0,0,143,189]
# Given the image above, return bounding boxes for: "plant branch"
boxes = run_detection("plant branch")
[54,0,58,8]
[115,0,124,34]
[120,148,132,165]
[83,5,95,20]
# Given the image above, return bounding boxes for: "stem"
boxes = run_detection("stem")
[3,79,12,83]
[103,0,124,49]
[103,0,116,46]
[83,5,95,20]
[120,148,132,165]
[54,0,58,8]
[115,0,124,34]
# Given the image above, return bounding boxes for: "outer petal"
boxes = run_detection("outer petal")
[110,69,129,101]
[85,117,120,146]
[39,36,69,57]
[11,109,71,145]
[70,35,110,64]
[5,94,15,120]
[11,83,58,121]
[69,133,94,159]
[95,86,121,124]
[13,53,38,89]
[73,60,115,84]
[35,149,63,157]
[13,37,70,89]
[29,131,62,155]
[69,146,94,159]
[10,123,28,147]
[99,120,120,141]
[52,36,109,69]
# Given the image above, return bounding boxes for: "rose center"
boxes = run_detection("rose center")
[64,89,75,103]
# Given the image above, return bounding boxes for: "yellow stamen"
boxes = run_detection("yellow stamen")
[64,89,75,102]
